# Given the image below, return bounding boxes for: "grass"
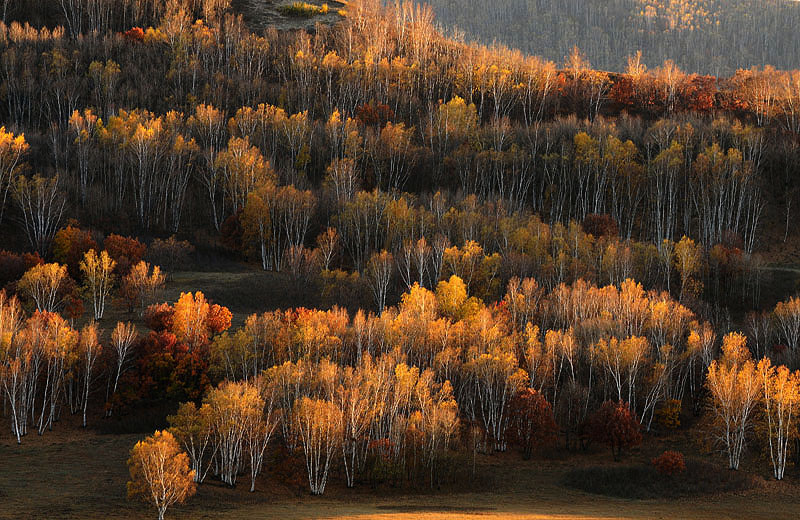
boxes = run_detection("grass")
[278,2,329,18]
[563,458,756,499]
[2,423,800,519]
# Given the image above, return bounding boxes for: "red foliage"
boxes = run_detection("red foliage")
[135,331,210,402]
[144,302,175,331]
[207,303,232,335]
[0,250,42,289]
[356,102,394,127]
[582,213,619,238]
[682,75,717,112]
[651,451,686,476]
[610,76,635,108]
[588,400,642,460]
[123,27,145,42]
[506,388,558,458]
[104,234,146,275]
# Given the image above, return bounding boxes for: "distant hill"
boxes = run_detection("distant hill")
[426,0,800,75]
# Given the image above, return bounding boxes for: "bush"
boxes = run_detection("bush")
[651,451,686,476]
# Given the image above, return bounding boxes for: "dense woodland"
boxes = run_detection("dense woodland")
[1,1,800,519]
[426,0,800,76]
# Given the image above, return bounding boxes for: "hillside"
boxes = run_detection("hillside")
[427,0,800,75]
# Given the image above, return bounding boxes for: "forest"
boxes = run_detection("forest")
[1,0,800,519]
[425,0,800,76]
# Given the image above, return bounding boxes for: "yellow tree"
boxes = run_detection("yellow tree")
[205,381,264,487]
[292,396,343,495]
[172,291,210,349]
[0,292,25,443]
[464,345,527,451]
[706,332,761,470]
[168,402,216,483]
[215,136,275,215]
[107,321,137,417]
[593,335,649,405]
[241,180,274,271]
[18,263,69,312]
[121,261,165,314]
[0,126,29,224]
[127,430,196,520]
[336,364,374,487]
[79,249,116,320]
[774,296,800,356]
[673,235,703,302]
[78,323,101,428]
[757,358,800,480]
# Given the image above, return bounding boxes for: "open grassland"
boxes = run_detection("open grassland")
[232,0,345,31]
[2,423,800,520]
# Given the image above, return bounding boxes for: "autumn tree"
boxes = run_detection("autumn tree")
[774,296,800,358]
[293,396,343,495]
[674,235,703,302]
[588,400,642,460]
[127,430,196,520]
[52,225,98,276]
[79,322,101,428]
[171,291,231,350]
[121,261,165,314]
[366,250,394,313]
[0,292,25,443]
[0,126,28,224]
[18,263,70,312]
[757,358,800,480]
[465,345,528,451]
[706,332,761,470]
[79,249,116,319]
[105,234,147,276]
[506,388,557,459]
[205,381,263,487]
[107,321,137,417]
[13,174,66,254]
[167,402,216,483]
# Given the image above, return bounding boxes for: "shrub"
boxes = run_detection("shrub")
[652,451,686,476]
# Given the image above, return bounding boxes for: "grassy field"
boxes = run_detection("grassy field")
[231,0,345,32]
[2,417,800,520]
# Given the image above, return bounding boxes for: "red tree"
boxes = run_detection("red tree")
[105,234,146,275]
[588,401,642,460]
[506,388,558,459]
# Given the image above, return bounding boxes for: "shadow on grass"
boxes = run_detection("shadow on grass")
[563,458,756,499]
